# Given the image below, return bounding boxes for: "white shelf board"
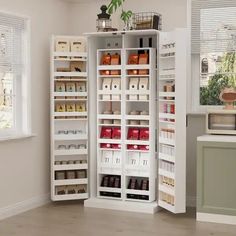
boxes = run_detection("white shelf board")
[124,170,150,178]
[54,149,88,156]
[98,75,121,78]
[84,197,158,214]
[54,58,87,62]
[160,55,175,59]
[126,149,150,153]
[158,200,175,212]
[126,75,150,78]
[98,187,122,193]
[159,99,175,103]
[159,113,176,120]
[160,48,176,54]
[126,124,149,128]
[98,65,121,71]
[53,92,87,97]
[158,168,175,179]
[159,137,175,146]
[125,90,150,95]
[159,92,176,98]
[99,148,121,151]
[159,77,175,81]
[125,140,150,145]
[54,112,88,117]
[159,69,175,76]
[125,65,151,70]
[125,115,150,120]
[159,153,175,163]
[98,168,122,175]
[55,98,87,102]
[54,163,88,171]
[54,72,87,77]
[98,139,122,144]
[159,184,175,196]
[98,114,121,120]
[98,123,121,127]
[125,189,150,195]
[98,90,122,95]
[54,118,88,122]
[54,178,88,186]
[53,193,88,201]
[54,134,87,141]
[53,51,87,58]
[159,120,176,125]
[54,78,87,82]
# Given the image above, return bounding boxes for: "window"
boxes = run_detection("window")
[191,0,236,111]
[0,12,30,138]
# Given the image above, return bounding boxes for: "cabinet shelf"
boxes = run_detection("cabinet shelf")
[53,51,87,58]
[159,184,175,196]
[53,193,88,201]
[159,153,175,163]
[159,137,175,146]
[54,163,88,171]
[54,149,88,156]
[158,168,175,179]
[54,72,87,77]
[54,178,88,186]
[54,134,87,141]
[53,92,87,97]
[98,139,122,144]
[54,112,87,117]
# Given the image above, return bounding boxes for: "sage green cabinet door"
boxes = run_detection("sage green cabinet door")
[197,141,236,216]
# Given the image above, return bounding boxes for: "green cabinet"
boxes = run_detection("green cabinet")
[197,135,236,224]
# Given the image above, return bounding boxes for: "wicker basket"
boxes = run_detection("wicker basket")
[133,12,162,30]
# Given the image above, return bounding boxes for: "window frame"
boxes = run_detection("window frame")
[188,0,236,114]
[0,10,31,139]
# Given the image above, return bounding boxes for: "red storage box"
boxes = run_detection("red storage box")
[127,144,139,150]
[139,128,149,140]
[100,127,112,139]
[139,145,149,150]
[112,144,121,149]
[112,128,121,139]
[127,128,139,140]
[100,143,112,149]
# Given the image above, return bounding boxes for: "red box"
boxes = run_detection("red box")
[127,128,139,140]
[100,127,112,139]
[100,143,112,149]
[127,144,139,150]
[139,145,149,151]
[112,144,121,149]
[139,128,149,140]
[112,128,121,139]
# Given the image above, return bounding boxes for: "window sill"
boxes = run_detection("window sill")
[0,133,37,142]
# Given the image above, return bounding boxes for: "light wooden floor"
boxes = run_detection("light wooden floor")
[0,201,235,236]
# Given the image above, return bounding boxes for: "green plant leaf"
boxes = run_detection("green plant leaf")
[121,10,133,23]
[107,0,125,14]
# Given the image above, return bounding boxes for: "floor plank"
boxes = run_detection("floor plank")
[0,201,235,236]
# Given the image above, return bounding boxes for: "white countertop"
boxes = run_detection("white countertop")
[197,135,236,143]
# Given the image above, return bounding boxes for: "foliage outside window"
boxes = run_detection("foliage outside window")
[196,5,236,106]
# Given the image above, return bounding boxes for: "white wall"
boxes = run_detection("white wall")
[68,0,205,205]
[0,0,69,212]
[69,0,187,34]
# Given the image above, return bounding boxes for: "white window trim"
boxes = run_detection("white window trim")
[0,10,33,141]
[187,0,235,115]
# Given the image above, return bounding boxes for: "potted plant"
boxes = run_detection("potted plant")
[107,0,133,30]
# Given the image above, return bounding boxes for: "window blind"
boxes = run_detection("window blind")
[191,0,236,54]
[0,12,26,74]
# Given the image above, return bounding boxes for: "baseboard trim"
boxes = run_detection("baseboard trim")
[186,196,196,207]
[197,212,236,225]
[0,193,50,221]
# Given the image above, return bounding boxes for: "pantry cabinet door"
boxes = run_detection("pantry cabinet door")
[158,29,187,213]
